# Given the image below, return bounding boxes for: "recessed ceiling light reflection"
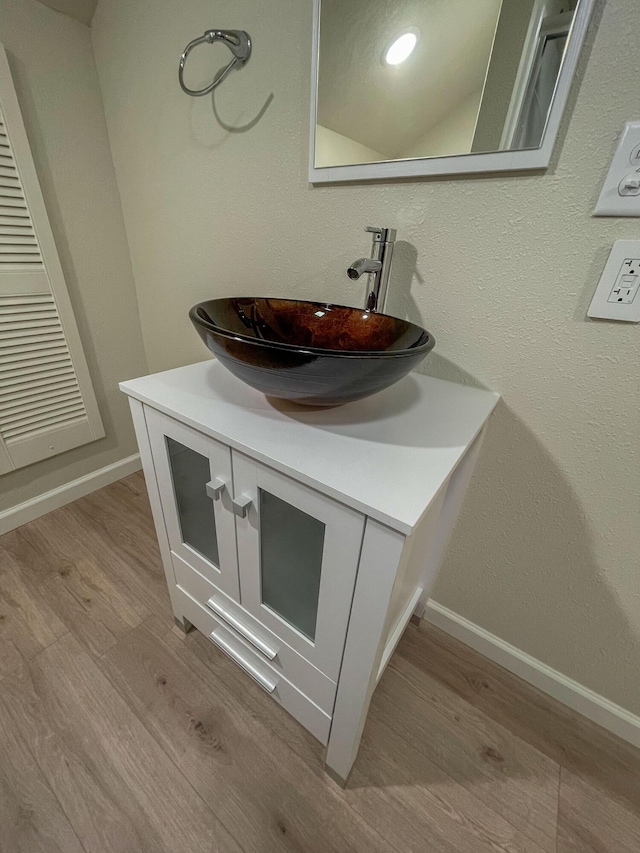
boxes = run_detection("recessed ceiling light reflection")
[384,29,419,66]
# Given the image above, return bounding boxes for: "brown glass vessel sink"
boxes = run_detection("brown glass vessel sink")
[190,297,435,406]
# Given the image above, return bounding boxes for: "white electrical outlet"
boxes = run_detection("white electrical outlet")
[588,241,640,321]
[594,122,640,217]
[607,265,640,304]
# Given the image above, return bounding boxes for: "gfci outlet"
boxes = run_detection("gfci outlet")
[588,241,640,321]
[607,261,640,304]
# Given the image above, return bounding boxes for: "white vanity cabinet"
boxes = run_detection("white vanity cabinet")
[121,360,499,784]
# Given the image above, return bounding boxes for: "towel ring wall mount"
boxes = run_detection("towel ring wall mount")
[179,29,252,97]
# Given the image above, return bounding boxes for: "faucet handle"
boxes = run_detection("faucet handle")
[365,226,397,242]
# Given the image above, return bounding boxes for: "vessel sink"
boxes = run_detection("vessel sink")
[190,297,435,406]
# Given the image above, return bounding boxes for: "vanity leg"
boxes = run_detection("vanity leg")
[174,615,193,634]
[324,764,349,788]
[324,519,405,785]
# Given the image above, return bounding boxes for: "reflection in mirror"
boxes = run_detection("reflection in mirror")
[314,0,582,170]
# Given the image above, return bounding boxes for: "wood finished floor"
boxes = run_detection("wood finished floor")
[0,472,639,852]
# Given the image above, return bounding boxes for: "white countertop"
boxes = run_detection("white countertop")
[121,360,499,535]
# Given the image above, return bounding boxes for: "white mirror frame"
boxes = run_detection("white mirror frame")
[309,0,596,183]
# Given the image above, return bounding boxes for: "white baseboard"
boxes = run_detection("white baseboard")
[423,599,640,750]
[0,454,142,536]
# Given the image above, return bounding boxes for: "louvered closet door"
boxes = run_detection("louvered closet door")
[0,43,103,475]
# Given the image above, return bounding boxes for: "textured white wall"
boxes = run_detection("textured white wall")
[0,0,148,511]
[92,0,640,714]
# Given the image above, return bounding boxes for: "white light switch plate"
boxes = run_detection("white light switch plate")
[594,122,640,217]
[588,240,640,321]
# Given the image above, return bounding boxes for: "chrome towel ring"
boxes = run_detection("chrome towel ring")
[179,29,252,97]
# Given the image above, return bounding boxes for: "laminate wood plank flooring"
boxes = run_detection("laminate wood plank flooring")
[0,471,638,852]
[1,527,148,659]
[346,715,549,853]
[374,653,560,851]
[0,699,85,853]
[0,553,68,679]
[139,615,548,853]
[557,768,640,852]
[0,632,239,853]
[402,619,640,818]
[99,619,392,853]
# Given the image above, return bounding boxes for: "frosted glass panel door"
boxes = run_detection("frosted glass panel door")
[259,490,325,641]
[167,437,220,566]
[146,408,239,601]
[233,452,365,679]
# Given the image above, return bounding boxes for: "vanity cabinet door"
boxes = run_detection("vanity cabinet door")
[232,451,365,680]
[146,408,240,601]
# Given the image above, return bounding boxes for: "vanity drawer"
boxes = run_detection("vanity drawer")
[172,552,338,714]
[174,583,332,745]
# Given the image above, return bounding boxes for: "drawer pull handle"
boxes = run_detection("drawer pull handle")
[232,494,252,518]
[209,629,279,694]
[206,597,278,660]
[205,478,226,501]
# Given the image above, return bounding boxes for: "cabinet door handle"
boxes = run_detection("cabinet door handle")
[205,478,226,501]
[209,629,279,694]
[231,494,252,518]
[206,597,278,660]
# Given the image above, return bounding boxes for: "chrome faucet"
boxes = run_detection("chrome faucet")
[347,226,397,313]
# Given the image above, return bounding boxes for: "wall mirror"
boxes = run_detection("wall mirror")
[309,0,596,182]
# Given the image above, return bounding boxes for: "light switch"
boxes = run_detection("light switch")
[594,122,640,217]
[588,241,640,321]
